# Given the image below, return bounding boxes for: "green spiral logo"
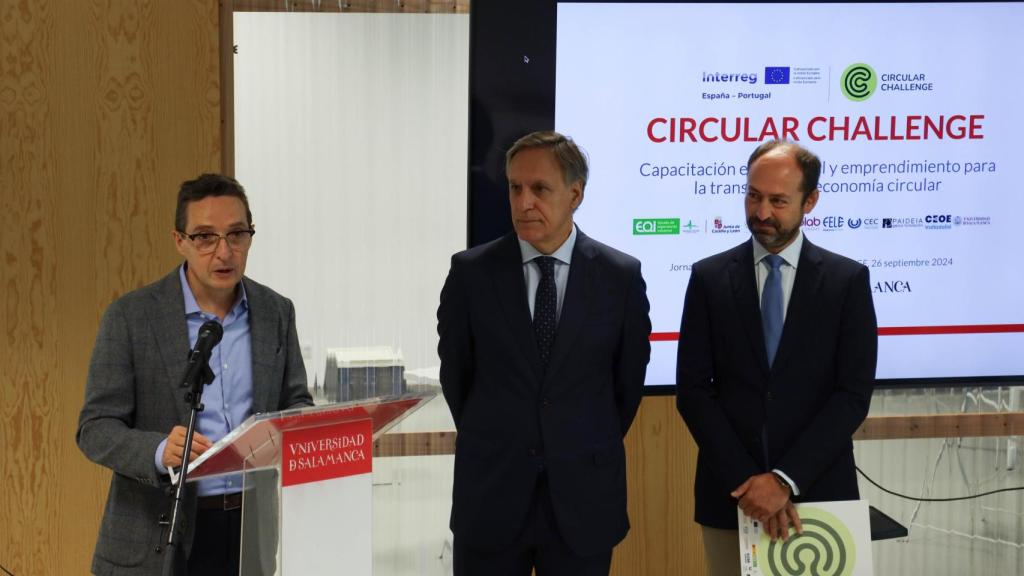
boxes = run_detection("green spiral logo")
[840,63,876,101]
[757,507,856,576]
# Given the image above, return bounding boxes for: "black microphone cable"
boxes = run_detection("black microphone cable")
[857,465,1024,502]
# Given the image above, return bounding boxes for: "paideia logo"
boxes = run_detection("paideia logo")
[841,63,877,101]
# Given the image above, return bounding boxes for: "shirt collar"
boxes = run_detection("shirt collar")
[178,263,248,317]
[752,229,804,269]
[519,224,577,266]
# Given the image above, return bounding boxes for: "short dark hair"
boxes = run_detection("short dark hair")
[174,174,252,232]
[747,140,821,201]
[505,131,589,190]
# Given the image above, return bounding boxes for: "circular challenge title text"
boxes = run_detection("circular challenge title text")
[646,114,984,143]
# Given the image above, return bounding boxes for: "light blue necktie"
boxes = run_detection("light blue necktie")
[761,254,785,366]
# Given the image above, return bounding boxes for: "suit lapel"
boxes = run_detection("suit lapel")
[544,230,593,384]
[244,277,278,413]
[489,234,545,382]
[729,240,771,377]
[151,268,192,423]
[772,239,824,372]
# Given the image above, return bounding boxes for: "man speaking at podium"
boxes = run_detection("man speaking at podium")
[676,141,878,576]
[77,174,312,575]
[438,131,652,575]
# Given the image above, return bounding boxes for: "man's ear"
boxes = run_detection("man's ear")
[173,230,187,257]
[802,188,820,214]
[570,181,584,211]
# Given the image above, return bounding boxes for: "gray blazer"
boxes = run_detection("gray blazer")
[77,267,312,575]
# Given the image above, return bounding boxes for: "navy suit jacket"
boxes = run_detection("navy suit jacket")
[676,238,877,529]
[437,229,651,555]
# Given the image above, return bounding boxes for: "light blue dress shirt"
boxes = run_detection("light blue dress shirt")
[154,265,254,496]
[752,229,803,323]
[518,225,577,320]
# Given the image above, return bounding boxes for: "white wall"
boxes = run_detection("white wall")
[233,13,469,386]
[857,387,1024,575]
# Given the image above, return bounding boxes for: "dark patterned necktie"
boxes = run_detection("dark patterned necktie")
[533,256,557,366]
[761,254,785,366]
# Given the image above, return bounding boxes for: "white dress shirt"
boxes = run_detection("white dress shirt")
[519,225,577,320]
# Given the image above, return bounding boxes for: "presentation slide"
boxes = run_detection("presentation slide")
[554,2,1024,385]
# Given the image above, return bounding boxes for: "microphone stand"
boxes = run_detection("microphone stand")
[160,360,215,576]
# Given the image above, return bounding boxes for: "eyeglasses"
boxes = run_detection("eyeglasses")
[178,229,255,254]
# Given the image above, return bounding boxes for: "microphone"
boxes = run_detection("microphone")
[163,319,224,576]
[181,320,223,389]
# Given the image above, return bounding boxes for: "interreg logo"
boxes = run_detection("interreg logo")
[841,63,877,101]
[702,71,758,84]
[633,218,680,235]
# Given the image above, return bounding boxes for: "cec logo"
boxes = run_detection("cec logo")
[841,63,877,101]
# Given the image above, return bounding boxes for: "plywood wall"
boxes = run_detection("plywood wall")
[0,1,220,573]
[616,396,705,576]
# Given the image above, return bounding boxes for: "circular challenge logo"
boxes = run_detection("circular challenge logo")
[757,506,857,576]
[840,63,876,101]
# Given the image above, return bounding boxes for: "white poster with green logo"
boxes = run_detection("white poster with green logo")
[556,3,1024,386]
[738,500,873,576]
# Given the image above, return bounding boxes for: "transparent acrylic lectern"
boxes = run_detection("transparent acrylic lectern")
[180,392,434,575]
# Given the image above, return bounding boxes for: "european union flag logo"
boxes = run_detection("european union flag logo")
[765,67,790,84]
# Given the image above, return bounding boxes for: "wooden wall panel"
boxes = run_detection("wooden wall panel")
[231,0,470,13]
[1,1,57,574]
[614,395,705,576]
[0,0,219,573]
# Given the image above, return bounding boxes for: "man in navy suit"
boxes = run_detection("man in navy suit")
[437,131,652,575]
[676,141,878,575]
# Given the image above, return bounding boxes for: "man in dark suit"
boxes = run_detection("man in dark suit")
[676,141,878,575]
[437,131,652,575]
[77,174,312,575]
